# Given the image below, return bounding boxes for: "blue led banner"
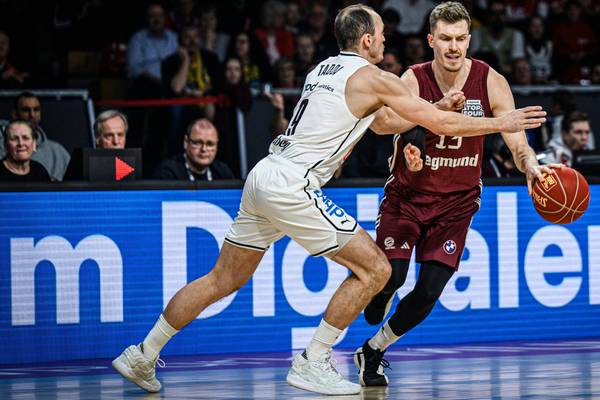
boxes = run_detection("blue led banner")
[0,186,598,364]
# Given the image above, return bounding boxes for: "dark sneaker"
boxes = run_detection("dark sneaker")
[353,341,390,387]
[364,293,395,325]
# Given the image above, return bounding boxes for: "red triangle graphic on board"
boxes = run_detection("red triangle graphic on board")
[115,157,134,181]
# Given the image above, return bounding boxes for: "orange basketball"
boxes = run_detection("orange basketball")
[531,167,590,224]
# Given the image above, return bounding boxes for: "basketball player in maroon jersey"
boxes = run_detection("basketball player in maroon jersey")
[353,2,561,387]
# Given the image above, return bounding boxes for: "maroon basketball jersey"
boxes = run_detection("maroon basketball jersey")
[386,59,491,195]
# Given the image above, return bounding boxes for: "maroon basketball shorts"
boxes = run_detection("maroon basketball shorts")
[375,186,481,269]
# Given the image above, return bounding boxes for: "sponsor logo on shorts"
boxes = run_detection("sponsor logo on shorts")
[384,236,395,250]
[443,240,457,255]
[400,241,410,250]
[313,190,347,218]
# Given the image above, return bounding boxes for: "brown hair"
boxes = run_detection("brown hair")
[562,111,589,133]
[334,4,376,50]
[429,2,471,33]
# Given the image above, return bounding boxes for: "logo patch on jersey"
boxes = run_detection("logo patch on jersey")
[443,240,457,255]
[384,237,395,250]
[463,99,484,117]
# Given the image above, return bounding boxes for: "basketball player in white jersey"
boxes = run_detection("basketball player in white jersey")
[112,4,546,395]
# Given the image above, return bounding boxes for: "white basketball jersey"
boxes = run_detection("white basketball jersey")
[268,52,376,187]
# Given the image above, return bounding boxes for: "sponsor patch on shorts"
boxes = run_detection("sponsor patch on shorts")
[443,240,457,255]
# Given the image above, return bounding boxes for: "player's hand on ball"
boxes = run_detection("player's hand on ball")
[526,163,563,195]
[501,106,547,133]
[436,89,465,112]
[403,143,423,172]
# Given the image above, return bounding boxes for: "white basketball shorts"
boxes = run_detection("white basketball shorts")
[225,154,360,257]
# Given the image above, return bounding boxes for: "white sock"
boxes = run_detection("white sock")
[141,314,179,360]
[368,322,401,352]
[305,319,342,361]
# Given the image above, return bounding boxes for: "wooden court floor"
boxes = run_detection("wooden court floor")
[1,339,599,399]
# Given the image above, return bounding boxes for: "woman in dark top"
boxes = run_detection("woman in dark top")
[0,120,51,182]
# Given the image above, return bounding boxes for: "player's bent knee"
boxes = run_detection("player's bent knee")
[370,258,392,292]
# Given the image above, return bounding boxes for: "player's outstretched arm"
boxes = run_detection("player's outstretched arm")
[488,68,562,194]
[370,69,466,135]
[373,70,546,137]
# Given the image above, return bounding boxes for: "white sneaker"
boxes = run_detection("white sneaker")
[112,344,164,392]
[286,351,361,395]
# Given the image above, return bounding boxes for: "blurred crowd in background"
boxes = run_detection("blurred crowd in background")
[0,0,598,182]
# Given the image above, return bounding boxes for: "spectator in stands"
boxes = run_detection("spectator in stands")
[0,30,28,89]
[482,134,520,178]
[127,2,178,97]
[510,58,533,85]
[162,24,223,100]
[62,110,129,181]
[266,90,288,137]
[222,57,252,112]
[162,23,223,155]
[8,92,70,181]
[274,57,298,89]
[524,15,553,84]
[198,6,230,62]
[404,35,427,66]
[0,120,50,182]
[382,0,436,34]
[285,1,303,35]
[94,110,128,149]
[302,3,337,62]
[544,89,576,147]
[552,0,597,83]
[255,1,294,65]
[169,0,200,33]
[226,31,272,89]
[294,33,317,85]
[380,49,404,77]
[470,0,525,75]
[542,111,592,166]
[153,118,234,181]
[381,8,405,54]
[592,62,600,84]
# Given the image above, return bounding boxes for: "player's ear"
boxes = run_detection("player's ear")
[427,33,434,48]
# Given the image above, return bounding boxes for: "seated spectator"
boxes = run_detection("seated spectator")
[482,134,520,178]
[0,30,28,89]
[0,120,50,182]
[294,33,317,85]
[94,110,128,149]
[380,49,404,77]
[226,31,272,90]
[199,6,230,62]
[162,24,223,154]
[381,8,405,53]
[382,0,436,35]
[154,118,234,181]
[301,3,338,62]
[255,1,294,65]
[552,1,597,84]
[63,110,129,180]
[285,1,302,35]
[162,24,223,99]
[8,92,70,181]
[541,111,592,166]
[510,58,533,85]
[470,0,525,75]
[524,15,553,83]
[127,2,178,97]
[404,35,427,66]
[222,57,252,112]
[169,0,200,33]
